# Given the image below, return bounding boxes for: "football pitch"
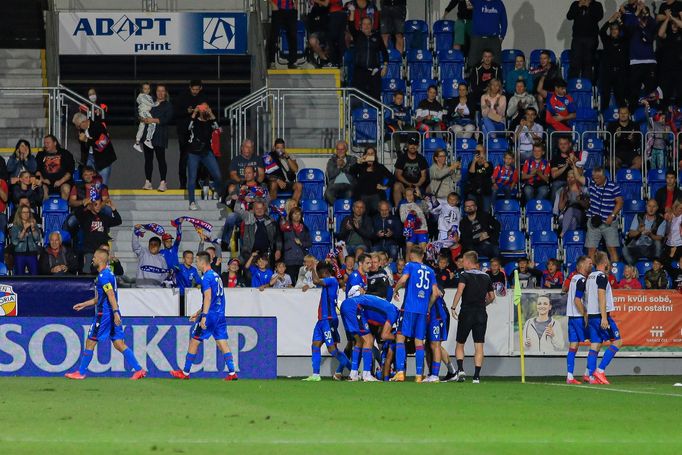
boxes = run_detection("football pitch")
[1,376,681,454]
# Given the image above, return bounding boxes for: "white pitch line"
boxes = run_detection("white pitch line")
[534,382,682,398]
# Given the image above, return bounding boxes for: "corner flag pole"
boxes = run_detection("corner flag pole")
[513,270,525,383]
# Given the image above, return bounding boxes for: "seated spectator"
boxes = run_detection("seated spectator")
[65,166,110,234]
[655,170,682,219]
[371,200,401,261]
[542,258,564,289]
[392,137,428,206]
[491,151,518,203]
[235,199,282,264]
[506,80,538,129]
[222,258,247,288]
[607,106,642,169]
[281,207,312,286]
[324,140,357,203]
[514,107,544,161]
[550,137,578,200]
[530,50,561,104]
[264,138,302,202]
[616,264,642,289]
[445,82,475,138]
[296,254,318,290]
[521,143,551,202]
[9,205,42,275]
[385,91,416,153]
[349,146,394,215]
[7,139,37,186]
[460,198,500,259]
[623,199,666,265]
[504,54,533,95]
[645,258,669,289]
[480,79,506,139]
[556,170,589,235]
[227,139,264,196]
[471,49,501,105]
[433,254,456,288]
[222,165,270,247]
[0,173,7,234]
[132,228,167,287]
[465,145,493,213]
[10,171,42,210]
[429,148,461,202]
[398,187,429,257]
[245,252,274,290]
[538,78,576,133]
[268,261,293,289]
[72,112,116,186]
[38,231,78,275]
[415,85,446,135]
[510,257,543,289]
[36,135,75,200]
[185,103,224,211]
[338,200,373,255]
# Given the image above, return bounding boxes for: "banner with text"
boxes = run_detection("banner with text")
[59,12,248,55]
[0,317,276,379]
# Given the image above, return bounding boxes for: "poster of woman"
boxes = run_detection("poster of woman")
[515,291,568,354]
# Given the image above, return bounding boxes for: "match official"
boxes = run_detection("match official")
[450,251,495,383]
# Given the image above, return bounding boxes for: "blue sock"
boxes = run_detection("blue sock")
[351,346,361,371]
[587,349,598,376]
[362,348,373,374]
[396,342,406,372]
[311,346,321,375]
[431,361,440,377]
[598,345,619,371]
[567,347,577,375]
[78,349,94,375]
[415,345,425,376]
[224,352,235,374]
[122,348,142,372]
[183,353,196,374]
[330,348,350,374]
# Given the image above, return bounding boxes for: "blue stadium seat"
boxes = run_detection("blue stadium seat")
[407,49,433,81]
[480,260,491,272]
[494,199,521,231]
[622,199,646,233]
[501,49,524,77]
[297,168,325,201]
[279,20,306,63]
[343,48,356,85]
[569,78,597,121]
[433,20,455,51]
[530,230,559,265]
[647,168,666,198]
[404,20,429,50]
[636,260,653,287]
[560,49,571,80]
[410,78,437,108]
[565,262,576,275]
[563,230,585,264]
[0,261,7,276]
[504,261,519,279]
[581,137,604,169]
[42,197,70,244]
[422,137,448,165]
[310,230,332,261]
[333,199,353,234]
[437,49,465,80]
[381,77,407,105]
[525,199,553,233]
[487,137,509,167]
[610,262,625,282]
[499,230,527,259]
[616,168,643,201]
[351,107,378,146]
[301,199,328,232]
[385,48,403,79]
[454,137,477,175]
[0,232,4,263]
[529,49,556,71]
[441,78,463,99]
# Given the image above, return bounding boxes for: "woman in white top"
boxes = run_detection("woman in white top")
[480,79,506,140]
[666,201,682,261]
[523,295,566,354]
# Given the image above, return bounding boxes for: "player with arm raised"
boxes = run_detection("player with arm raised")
[170,251,238,381]
[565,255,592,385]
[66,249,146,380]
[343,254,371,379]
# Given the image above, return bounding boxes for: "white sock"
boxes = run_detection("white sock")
[584,368,589,376]
[597,368,604,374]
[567,373,574,380]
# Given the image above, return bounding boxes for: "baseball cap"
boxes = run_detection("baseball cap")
[162,233,173,241]
[408,136,419,145]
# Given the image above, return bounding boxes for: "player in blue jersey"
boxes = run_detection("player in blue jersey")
[392,246,440,382]
[170,251,238,380]
[343,254,372,378]
[565,255,592,385]
[66,249,147,380]
[424,288,454,383]
[302,262,352,382]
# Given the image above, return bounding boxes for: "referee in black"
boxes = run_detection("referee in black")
[351,17,389,101]
[450,251,495,383]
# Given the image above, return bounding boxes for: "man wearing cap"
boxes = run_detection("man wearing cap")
[392,137,429,207]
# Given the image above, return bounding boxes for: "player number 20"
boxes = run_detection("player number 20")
[416,270,431,290]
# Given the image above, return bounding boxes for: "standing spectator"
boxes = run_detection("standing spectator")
[80,87,107,121]
[465,145,493,213]
[415,85,446,135]
[471,49,501,105]
[429,148,461,202]
[504,54,533,95]
[72,112,117,185]
[644,258,669,289]
[280,207,312,285]
[550,137,578,200]
[11,171,43,209]
[349,146,393,215]
[36,135,75,200]
[347,0,381,35]
[491,151,518,202]
[657,10,682,108]
[566,0,604,79]
[223,165,270,248]
[657,0,682,25]
[538,78,576,133]
[132,229,168,287]
[235,199,282,264]
[599,12,629,112]
[269,262,293,289]
[79,199,121,271]
[371,200,401,260]
[350,17,388,101]
[521,143,551,201]
[467,0,507,70]
[445,82,476,138]
[556,170,589,235]
[444,0,474,52]
[622,3,657,108]
[480,78,506,139]
[269,0,298,69]
[607,105,642,169]
[324,140,357,203]
[295,255,317,290]
[186,103,224,211]
[575,166,623,262]
[263,138,302,202]
[174,80,208,189]
[38,231,78,275]
[227,139,265,195]
[506,80,538,129]
[327,0,348,67]
[623,199,666,265]
[380,0,407,53]
[459,198,501,258]
[222,258,247,288]
[367,252,392,299]
[666,201,682,263]
[65,166,111,234]
[530,51,561,104]
[514,107,544,161]
[10,206,41,275]
[338,200,374,255]
[654,170,682,218]
[6,140,37,186]
[306,0,331,67]
[398,187,429,256]
[392,137,429,206]
[141,84,173,192]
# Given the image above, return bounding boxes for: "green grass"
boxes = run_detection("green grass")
[1,376,682,454]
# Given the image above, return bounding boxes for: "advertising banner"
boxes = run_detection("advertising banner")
[0,317,276,379]
[59,12,248,55]
[0,278,94,317]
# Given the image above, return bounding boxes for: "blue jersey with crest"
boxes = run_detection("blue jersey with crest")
[96,268,117,313]
[202,269,225,316]
[345,270,367,296]
[402,262,436,314]
[318,276,339,321]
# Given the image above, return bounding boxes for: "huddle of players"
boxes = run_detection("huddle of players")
[304,247,496,383]
[566,251,622,385]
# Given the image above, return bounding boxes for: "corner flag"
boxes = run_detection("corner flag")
[513,270,525,383]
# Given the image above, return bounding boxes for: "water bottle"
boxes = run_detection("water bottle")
[202,185,209,200]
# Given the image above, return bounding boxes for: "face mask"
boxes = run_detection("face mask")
[88,95,97,103]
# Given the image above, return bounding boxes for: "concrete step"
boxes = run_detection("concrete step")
[0,76,44,87]
[115,199,224,211]
[0,49,42,58]
[0,68,43,77]
[0,107,46,119]
[0,118,47,128]
[0,95,47,106]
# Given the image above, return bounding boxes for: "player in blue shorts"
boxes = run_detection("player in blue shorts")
[565,255,592,384]
[302,262,352,382]
[66,249,146,380]
[170,251,238,381]
[424,288,454,383]
[392,246,440,382]
[343,254,371,378]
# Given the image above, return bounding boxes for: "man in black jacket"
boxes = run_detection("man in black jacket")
[459,198,500,259]
[352,17,389,101]
[338,200,374,255]
[566,0,604,79]
[77,199,122,272]
[655,170,682,218]
[371,200,401,261]
[598,11,629,111]
[174,80,208,189]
